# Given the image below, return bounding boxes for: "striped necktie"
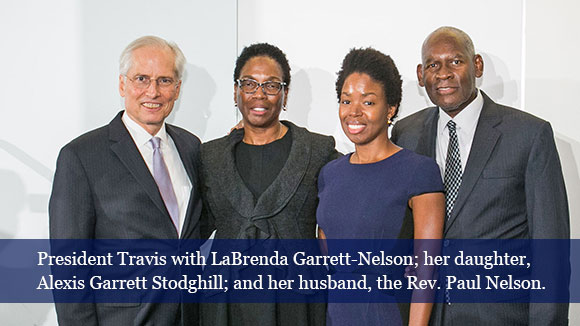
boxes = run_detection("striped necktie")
[444,120,462,220]
[150,137,179,233]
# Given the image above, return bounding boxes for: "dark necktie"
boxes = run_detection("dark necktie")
[443,120,463,305]
[444,120,462,220]
[150,137,180,233]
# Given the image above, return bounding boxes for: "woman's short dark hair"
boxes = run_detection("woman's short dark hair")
[335,48,402,120]
[234,43,291,87]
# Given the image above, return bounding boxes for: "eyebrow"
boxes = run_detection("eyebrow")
[426,52,467,60]
[341,92,377,97]
[132,73,174,79]
[240,75,283,81]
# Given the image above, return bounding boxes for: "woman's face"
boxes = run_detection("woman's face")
[339,72,396,146]
[235,56,288,130]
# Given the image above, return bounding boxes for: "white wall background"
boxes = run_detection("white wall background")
[238,0,524,154]
[1,0,578,324]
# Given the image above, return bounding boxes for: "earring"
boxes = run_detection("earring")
[387,118,392,125]
[283,105,287,111]
[234,102,238,107]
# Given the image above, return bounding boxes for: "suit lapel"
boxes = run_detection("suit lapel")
[416,108,439,159]
[108,113,176,237]
[214,122,309,221]
[167,125,197,238]
[214,130,257,218]
[444,93,502,234]
[252,121,308,219]
[168,125,196,188]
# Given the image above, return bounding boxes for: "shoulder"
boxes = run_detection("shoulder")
[394,150,442,189]
[166,124,201,144]
[60,125,109,157]
[398,149,444,192]
[285,121,336,151]
[395,148,438,171]
[201,133,230,152]
[286,121,340,166]
[391,107,437,148]
[393,106,437,132]
[321,154,350,170]
[482,93,552,138]
[400,148,435,163]
[319,154,350,181]
[485,94,546,126]
[498,106,549,129]
[200,132,233,164]
[166,124,201,160]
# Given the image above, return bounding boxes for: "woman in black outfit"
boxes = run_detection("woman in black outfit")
[200,43,339,326]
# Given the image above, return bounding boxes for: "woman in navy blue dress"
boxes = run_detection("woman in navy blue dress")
[317,48,445,326]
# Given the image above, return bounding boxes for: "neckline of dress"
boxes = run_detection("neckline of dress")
[347,148,405,166]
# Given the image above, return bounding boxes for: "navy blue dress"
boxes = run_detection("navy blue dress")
[316,149,443,325]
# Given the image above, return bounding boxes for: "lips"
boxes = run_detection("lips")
[142,102,162,109]
[435,86,458,95]
[346,122,366,135]
[250,107,268,115]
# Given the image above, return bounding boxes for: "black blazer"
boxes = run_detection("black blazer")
[199,121,338,326]
[391,92,569,325]
[49,111,202,325]
[200,121,339,240]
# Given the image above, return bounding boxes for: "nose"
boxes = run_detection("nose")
[436,65,452,80]
[252,84,268,99]
[145,80,161,97]
[349,102,363,116]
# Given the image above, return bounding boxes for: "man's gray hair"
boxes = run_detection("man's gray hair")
[423,26,476,59]
[119,35,186,80]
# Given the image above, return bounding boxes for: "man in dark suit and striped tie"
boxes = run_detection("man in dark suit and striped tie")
[49,36,202,326]
[391,26,569,325]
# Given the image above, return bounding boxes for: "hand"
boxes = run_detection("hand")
[405,264,417,278]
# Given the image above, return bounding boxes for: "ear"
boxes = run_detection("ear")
[474,54,484,78]
[282,86,289,107]
[233,83,238,106]
[174,80,182,100]
[119,75,126,97]
[387,105,397,120]
[416,64,425,87]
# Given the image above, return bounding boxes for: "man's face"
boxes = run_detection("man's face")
[417,33,483,117]
[119,45,181,135]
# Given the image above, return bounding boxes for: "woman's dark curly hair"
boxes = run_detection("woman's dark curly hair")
[335,47,402,120]
[234,43,291,87]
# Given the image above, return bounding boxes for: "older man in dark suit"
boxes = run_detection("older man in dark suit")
[391,27,569,325]
[49,36,201,325]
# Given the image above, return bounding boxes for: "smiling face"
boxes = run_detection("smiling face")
[417,32,483,117]
[119,45,181,135]
[339,73,396,147]
[235,56,287,130]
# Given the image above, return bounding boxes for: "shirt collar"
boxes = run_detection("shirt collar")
[121,111,168,148]
[438,89,483,134]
